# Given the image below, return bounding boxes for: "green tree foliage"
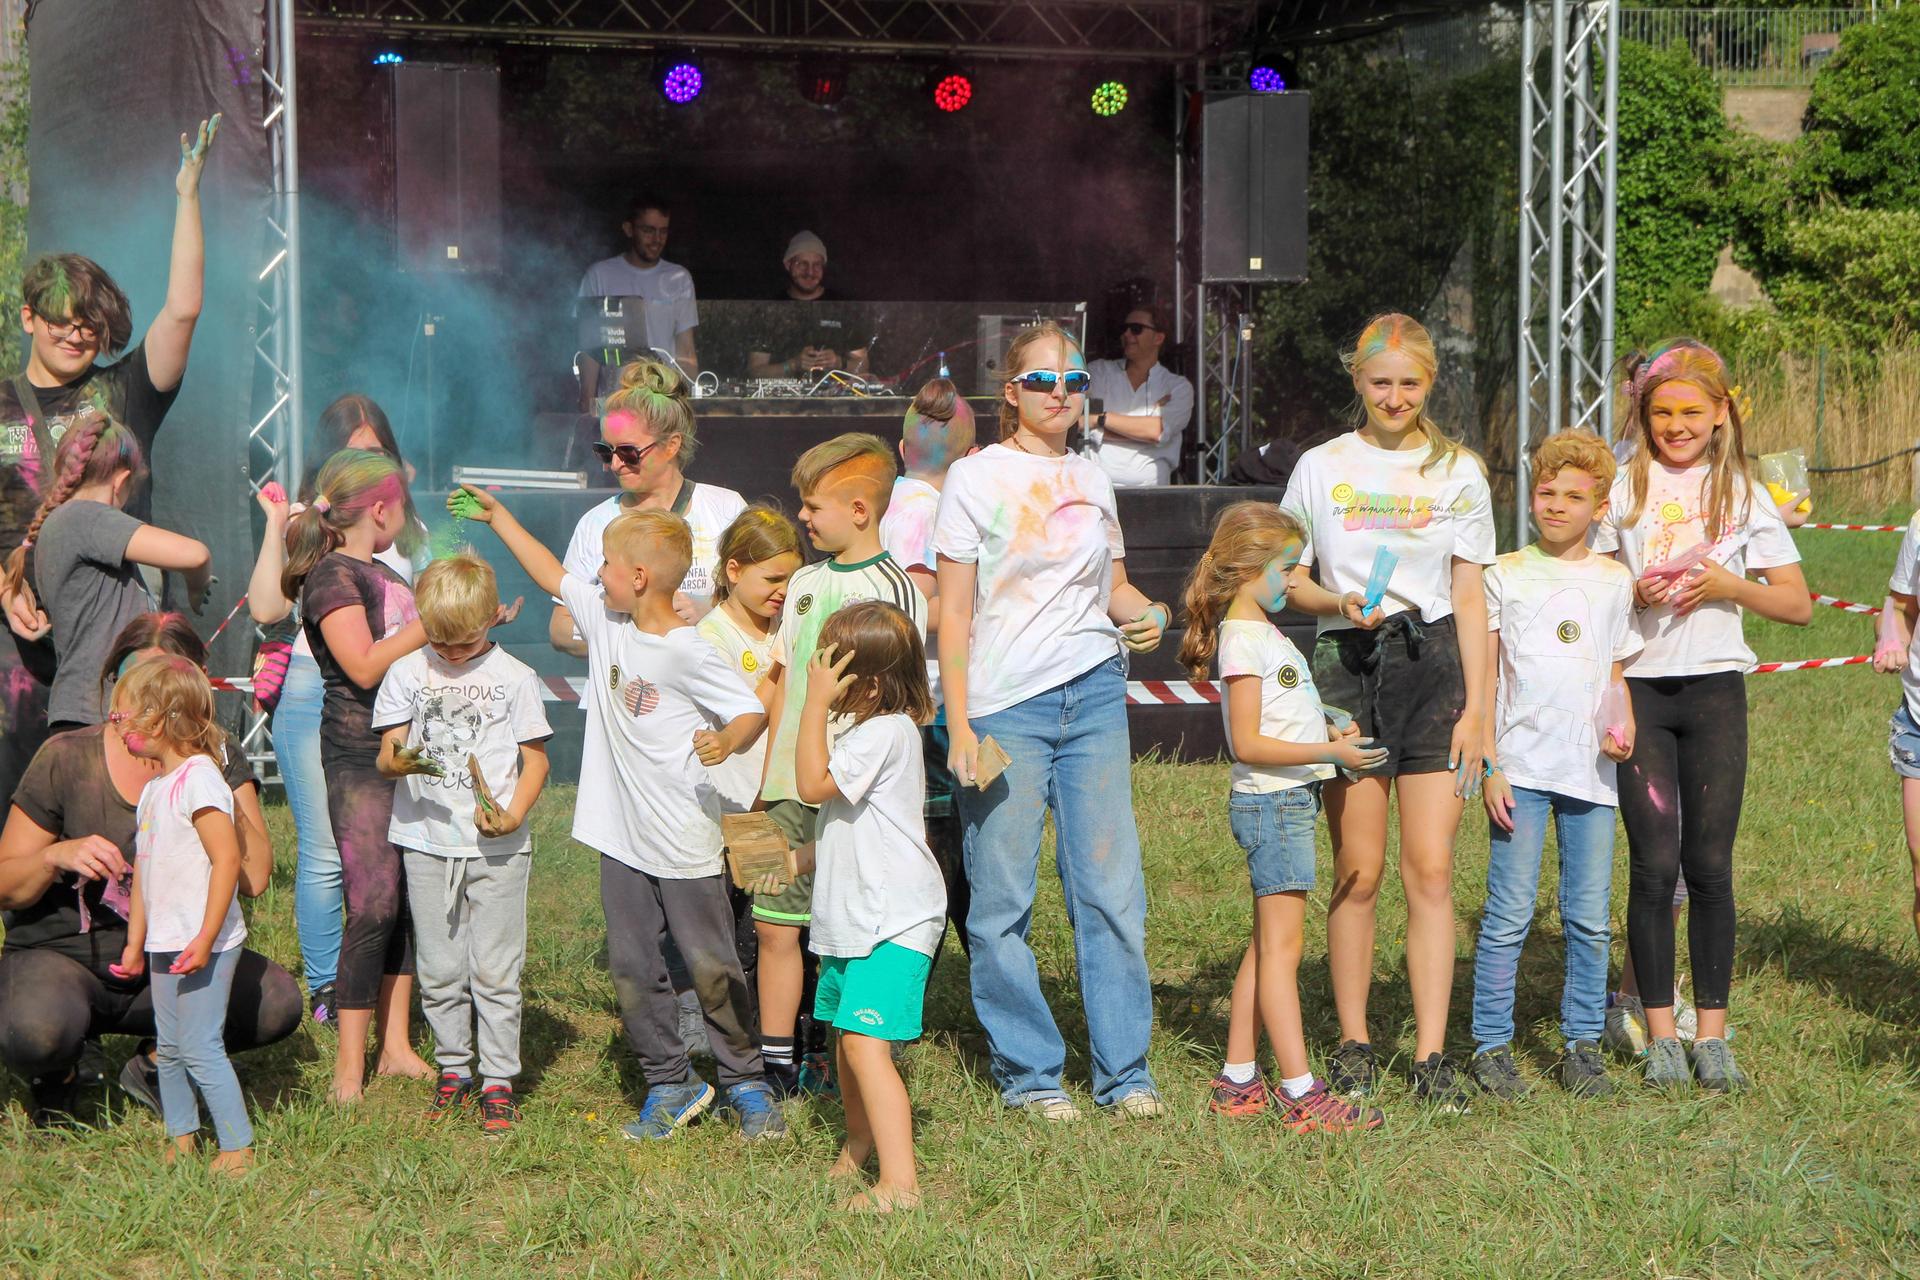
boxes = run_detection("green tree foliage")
[1613,39,1733,348]
[1251,35,1517,447]
[1796,4,1920,212]
[0,53,26,374]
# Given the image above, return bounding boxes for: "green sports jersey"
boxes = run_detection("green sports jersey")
[761,551,927,804]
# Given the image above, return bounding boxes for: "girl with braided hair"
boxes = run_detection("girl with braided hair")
[284,448,432,1102]
[1,410,210,732]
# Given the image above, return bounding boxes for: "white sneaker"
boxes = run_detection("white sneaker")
[1604,994,1649,1058]
[1110,1090,1168,1120]
[1019,1096,1083,1123]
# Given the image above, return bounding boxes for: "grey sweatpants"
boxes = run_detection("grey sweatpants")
[599,856,763,1090]
[403,848,529,1087]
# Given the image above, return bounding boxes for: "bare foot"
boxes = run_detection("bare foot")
[828,1147,871,1184]
[374,1050,434,1080]
[842,1184,922,1215]
[210,1148,254,1177]
[164,1136,194,1165]
[327,1068,365,1104]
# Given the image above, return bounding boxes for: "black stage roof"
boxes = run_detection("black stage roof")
[292,0,1494,61]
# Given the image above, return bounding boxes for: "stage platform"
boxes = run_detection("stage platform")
[446,418,1302,776]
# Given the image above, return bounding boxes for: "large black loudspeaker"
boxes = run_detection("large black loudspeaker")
[1200,92,1309,283]
[391,64,502,274]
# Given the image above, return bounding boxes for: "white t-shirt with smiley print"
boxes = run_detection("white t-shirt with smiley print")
[1591,463,1800,677]
[1279,432,1496,635]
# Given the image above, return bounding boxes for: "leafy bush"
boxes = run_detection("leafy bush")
[0,55,26,375]
[1796,6,1920,213]
[1764,208,1920,348]
[1613,39,1733,341]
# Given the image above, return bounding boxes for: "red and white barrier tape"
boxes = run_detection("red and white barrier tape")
[1749,655,1872,674]
[1805,521,1907,532]
[212,657,1881,706]
[1811,593,1882,615]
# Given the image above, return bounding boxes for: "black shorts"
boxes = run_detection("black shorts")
[1311,613,1466,778]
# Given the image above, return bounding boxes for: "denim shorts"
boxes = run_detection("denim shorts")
[1228,783,1322,896]
[1889,703,1920,779]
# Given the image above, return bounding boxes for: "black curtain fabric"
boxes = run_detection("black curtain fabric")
[27,0,272,686]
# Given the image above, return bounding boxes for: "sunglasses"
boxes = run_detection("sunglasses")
[1009,369,1091,396]
[591,439,660,468]
[1121,322,1160,337]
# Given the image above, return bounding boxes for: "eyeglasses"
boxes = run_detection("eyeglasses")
[1009,369,1091,396]
[591,439,660,468]
[33,309,99,343]
[1121,322,1160,337]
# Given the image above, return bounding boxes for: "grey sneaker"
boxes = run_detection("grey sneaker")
[1469,1045,1530,1100]
[1603,995,1648,1058]
[1559,1040,1614,1098]
[118,1049,161,1116]
[1688,1037,1750,1094]
[1019,1095,1083,1123]
[1642,1036,1691,1091]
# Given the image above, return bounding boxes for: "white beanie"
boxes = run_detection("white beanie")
[783,230,828,263]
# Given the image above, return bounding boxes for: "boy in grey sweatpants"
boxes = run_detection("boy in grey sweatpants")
[374,554,552,1134]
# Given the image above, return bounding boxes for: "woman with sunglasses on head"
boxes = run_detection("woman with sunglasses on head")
[933,321,1170,1122]
[1085,303,1194,488]
[547,358,746,656]
[245,393,426,1024]
[0,611,300,1126]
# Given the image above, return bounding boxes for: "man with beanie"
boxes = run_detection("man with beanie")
[748,232,868,379]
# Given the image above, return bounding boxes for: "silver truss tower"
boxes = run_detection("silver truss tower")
[1515,0,1618,544]
[1512,0,1620,545]
[244,0,306,779]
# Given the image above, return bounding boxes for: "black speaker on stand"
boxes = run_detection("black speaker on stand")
[1200,92,1309,285]
[1192,91,1309,481]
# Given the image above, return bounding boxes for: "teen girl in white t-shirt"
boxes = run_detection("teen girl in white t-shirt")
[1278,313,1495,1111]
[933,321,1170,1121]
[1591,341,1808,1092]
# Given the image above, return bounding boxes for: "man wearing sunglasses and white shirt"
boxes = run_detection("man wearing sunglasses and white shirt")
[1084,304,1195,487]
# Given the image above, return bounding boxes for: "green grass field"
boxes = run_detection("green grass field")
[4,528,1919,1278]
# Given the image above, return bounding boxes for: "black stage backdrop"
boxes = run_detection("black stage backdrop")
[27,0,271,686]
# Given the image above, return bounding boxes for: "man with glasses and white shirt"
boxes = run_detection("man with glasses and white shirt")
[1084,304,1195,487]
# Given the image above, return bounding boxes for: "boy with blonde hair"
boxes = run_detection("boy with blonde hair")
[457,491,787,1141]
[757,433,928,1095]
[374,552,552,1134]
[1470,431,1640,1101]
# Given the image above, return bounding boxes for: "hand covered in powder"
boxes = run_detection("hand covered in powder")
[176,115,221,197]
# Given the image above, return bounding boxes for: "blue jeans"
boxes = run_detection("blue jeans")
[1471,785,1617,1052]
[959,654,1156,1108]
[150,946,254,1151]
[275,652,340,990]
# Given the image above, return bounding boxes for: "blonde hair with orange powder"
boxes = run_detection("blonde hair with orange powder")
[1341,313,1480,478]
[1619,340,1757,540]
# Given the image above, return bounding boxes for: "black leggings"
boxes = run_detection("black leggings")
[1617,672,1746,1011]
[0,946,302,1080]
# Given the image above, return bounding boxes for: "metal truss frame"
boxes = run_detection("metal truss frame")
[292,0,1261,60]
[244,0,307,781]
[1514,0,1617,543]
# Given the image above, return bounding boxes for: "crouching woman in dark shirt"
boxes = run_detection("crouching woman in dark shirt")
[0,612,301,1122]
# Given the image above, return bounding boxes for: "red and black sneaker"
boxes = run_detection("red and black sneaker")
[478,1084,518,1136]
[426,1071,475,1119]
[1277,1079,1384,1134]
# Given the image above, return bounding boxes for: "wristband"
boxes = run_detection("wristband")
[1099,411,1108,432]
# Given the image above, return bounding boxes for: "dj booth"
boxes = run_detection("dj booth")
[442,300,1303,777]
